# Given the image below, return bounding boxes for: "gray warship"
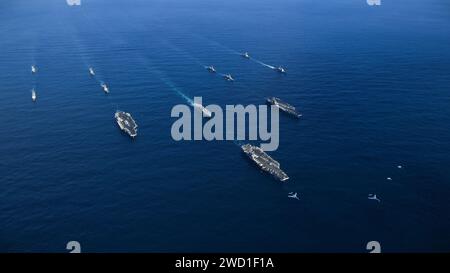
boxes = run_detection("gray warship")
[205,66,216,73]
[223,74,234,81]
[275,66,286,73]
[241,144,289,181]
[267,97,301,118]
[115,111,138,138]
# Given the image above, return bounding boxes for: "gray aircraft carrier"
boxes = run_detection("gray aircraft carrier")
[267,97,301,118]
[241,144,289,181]
[115,111,138,138]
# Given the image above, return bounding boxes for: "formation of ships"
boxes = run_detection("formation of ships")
[31,66,37,102]
[240,52,286,73]
[193,102,213,118]
[31,89,37,102]
[241,97,301,181]
[28,51,298,181]
[204,51,286,83]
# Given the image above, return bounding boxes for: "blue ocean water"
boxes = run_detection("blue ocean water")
[1,0,450,252]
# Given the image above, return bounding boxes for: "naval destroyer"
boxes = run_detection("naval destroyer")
[275,66,286,73]
[241,144,289,181]
[223,74,234,81]
[115,111,138,138]
[31,89,37,102]
[101,83,109,93]
[267,97,301,118]
[205,66,216,73]
[192,102,212,118]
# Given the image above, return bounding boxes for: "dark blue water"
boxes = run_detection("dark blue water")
[1,0,450,252]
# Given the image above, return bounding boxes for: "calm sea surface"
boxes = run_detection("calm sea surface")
[1,0,450,252]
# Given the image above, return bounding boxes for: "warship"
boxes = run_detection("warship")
[193,102,212,118]
[31,89,37,102]
[223,74,234,81]
[267,97,301,118]
[241,144,289,181]
[205,66,216,73]
[101,83,109,93]
[275,66,286,73]
[115,111,138,138]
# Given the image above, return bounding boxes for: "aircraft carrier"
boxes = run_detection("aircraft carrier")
[115,111,138,138]
[267,97,301,118]
[241,144,289,181]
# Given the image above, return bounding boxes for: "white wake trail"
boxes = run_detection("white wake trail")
[163,77,194,106]
[252,59,275,69]
[136,53,195,106]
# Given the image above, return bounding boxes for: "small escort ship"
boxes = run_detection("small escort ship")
[223,74,234,81]
[31,89,37,102]
[275,66,286,73]
[205,66,216,73]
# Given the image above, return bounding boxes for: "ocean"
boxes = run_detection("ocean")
[1,0,450,252]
